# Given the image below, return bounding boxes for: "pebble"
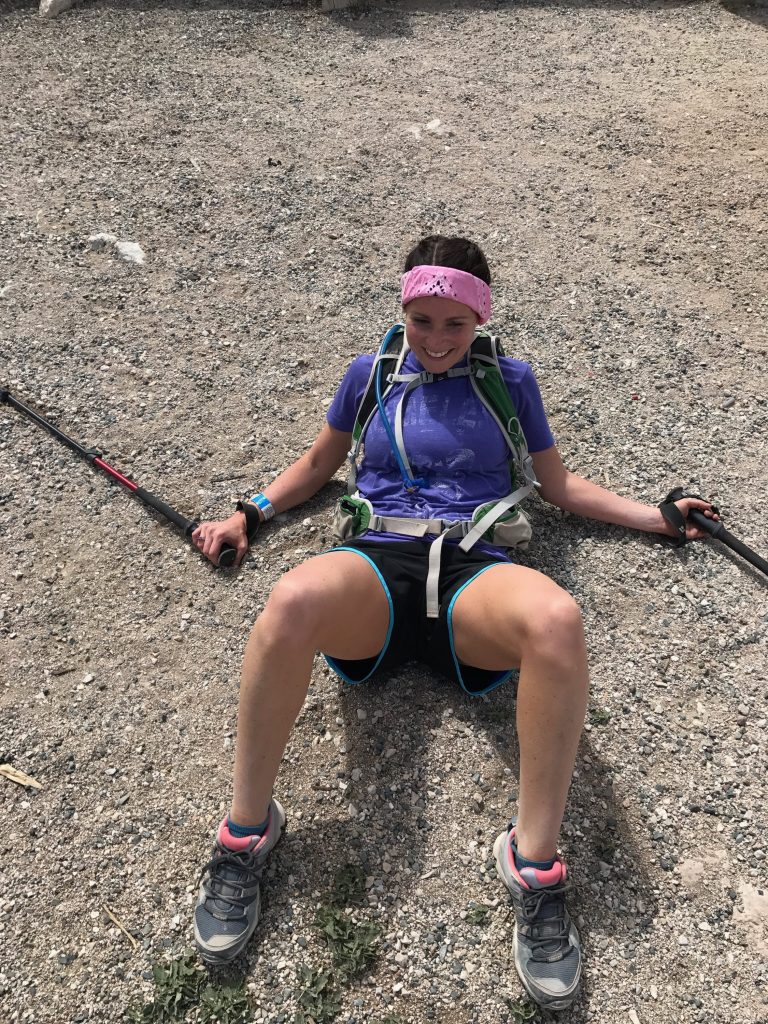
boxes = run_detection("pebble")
[87,232,145,264]
[39,0,77,16]
[114,241,146,265]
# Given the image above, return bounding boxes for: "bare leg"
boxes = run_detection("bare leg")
[230,550,389,825]
[451,564,588,862]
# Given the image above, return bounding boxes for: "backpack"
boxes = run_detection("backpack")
[332,324,539,617]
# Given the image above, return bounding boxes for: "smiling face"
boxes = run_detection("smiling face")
[403,296,479,371]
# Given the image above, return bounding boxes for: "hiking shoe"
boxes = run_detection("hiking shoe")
[493,824,582,1010]
[194,799,286,964]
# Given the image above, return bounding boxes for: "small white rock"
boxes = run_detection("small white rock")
[39,0,78,17]
[115,241,146,265]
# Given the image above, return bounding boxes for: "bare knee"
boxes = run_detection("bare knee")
[523,592,584,661]
[255,573,323,647]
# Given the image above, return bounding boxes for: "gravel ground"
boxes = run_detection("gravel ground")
[1,1,767,1022]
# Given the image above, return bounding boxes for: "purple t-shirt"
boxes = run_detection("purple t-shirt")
[327,347,554,555]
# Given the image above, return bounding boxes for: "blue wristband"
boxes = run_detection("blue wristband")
[250,491,275,521]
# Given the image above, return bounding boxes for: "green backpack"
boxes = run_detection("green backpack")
[332,324,539,617]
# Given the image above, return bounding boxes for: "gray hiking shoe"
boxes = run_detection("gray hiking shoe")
[493,824,582,1011]
[194,799,286,964]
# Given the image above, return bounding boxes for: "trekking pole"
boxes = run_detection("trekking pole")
[1,389,237,568]
[688,509,768,578]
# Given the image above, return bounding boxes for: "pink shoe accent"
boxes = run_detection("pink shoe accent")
[217,817,269,853]
[506,829,567,889]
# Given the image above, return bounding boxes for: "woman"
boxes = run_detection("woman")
[191,235,715,1010]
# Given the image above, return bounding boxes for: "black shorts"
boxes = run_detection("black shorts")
[321,538,515,696]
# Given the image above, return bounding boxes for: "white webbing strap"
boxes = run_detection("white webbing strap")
[458,482,535,553]
[368,513,472,539]
[425,523,466,618]
[347,336,412,493]
[364,512,470,617]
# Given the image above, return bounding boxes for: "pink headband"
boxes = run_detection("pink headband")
[400,264,492,325]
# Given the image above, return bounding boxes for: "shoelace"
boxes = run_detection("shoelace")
[517,882,572,961]
[199,845,266,919]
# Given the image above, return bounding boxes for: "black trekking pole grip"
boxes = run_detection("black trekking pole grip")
[184,517,238,569]
[688,509,768,578]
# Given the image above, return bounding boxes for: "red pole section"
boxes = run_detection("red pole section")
[92,457,138,492]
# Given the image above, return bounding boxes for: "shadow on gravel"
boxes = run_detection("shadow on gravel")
[335,0,727,41]
[0,0,36,15]
[721,0,768,30]
[691,536,768,590]
[320,647,659,1018]
[465,692,659,1016]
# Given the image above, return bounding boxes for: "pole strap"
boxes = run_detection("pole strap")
[659,487,719,547]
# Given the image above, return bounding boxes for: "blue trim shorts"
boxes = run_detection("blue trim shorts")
[321,539,515,696]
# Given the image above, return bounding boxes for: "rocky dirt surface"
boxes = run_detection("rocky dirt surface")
[1,1,767,1022]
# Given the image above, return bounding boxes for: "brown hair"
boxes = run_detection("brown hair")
[403,235,491,285]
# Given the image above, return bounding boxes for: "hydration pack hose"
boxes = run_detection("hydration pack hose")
[374,326,428,492]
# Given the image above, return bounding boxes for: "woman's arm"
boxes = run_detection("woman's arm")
[530,445,717,540]
[194,423,352,565]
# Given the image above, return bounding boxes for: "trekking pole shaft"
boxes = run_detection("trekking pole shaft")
[689,509,768,577]
[3,390,92,459]
[2,389,237,568]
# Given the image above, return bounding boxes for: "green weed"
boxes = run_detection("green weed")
[125,950,252,1024]
[314,904,380,978]
[198,982,252,1024]
[465,902,491,926]
[328,862,367,907]
[126,951,203,1023]
[504,996,541,1022]
[293,963,342,1024]
[292,862,380,1022]
[589,707,612,726]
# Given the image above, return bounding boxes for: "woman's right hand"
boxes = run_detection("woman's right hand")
[192,511,250,567]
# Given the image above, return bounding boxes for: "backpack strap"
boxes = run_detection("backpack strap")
[468,332,538,492]
[346,324,409,492]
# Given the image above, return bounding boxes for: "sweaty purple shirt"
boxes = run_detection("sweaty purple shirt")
[326,347,555,556]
